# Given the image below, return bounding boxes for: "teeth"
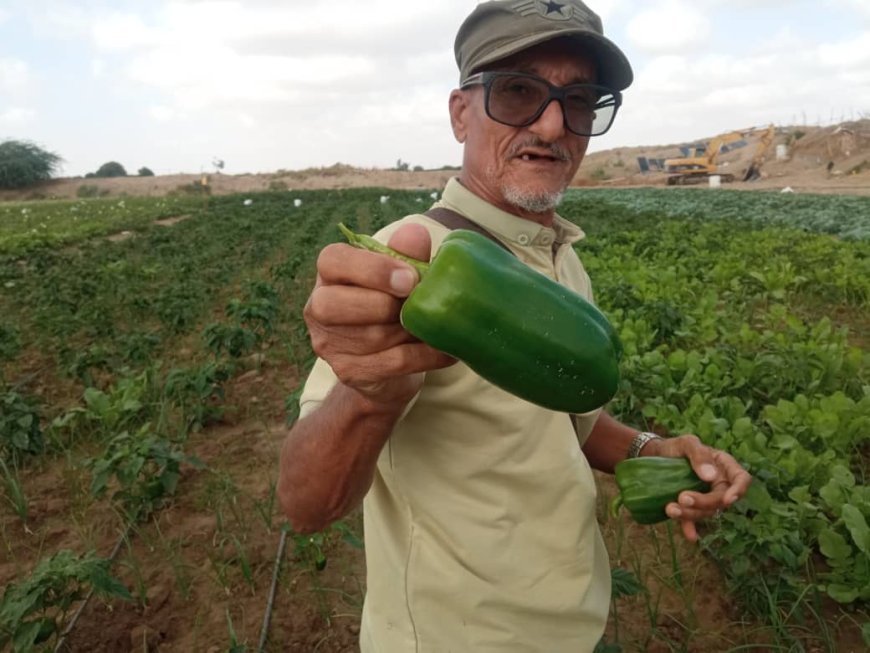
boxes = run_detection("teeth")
[522,154,532,161]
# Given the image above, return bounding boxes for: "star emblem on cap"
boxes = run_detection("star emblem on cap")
[512,0,574,21]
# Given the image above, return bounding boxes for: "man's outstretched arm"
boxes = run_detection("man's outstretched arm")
[278,223,454,533]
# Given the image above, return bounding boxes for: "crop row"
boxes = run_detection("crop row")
[568,187,870,240]
[1,187,868,650]
[0,188,432,650]
[563,191,869,631]
[0,196,203,254]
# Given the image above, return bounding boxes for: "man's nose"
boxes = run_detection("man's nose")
[528,98,567,142]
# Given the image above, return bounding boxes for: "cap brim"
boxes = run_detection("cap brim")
[466,30,633,91]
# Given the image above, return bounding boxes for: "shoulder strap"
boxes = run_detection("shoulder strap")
[424,207,512,255]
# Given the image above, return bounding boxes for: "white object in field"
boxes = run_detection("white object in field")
[243,199,253,206]
[380,195,390,204]
[293,198,303,207]
[708,175,722,188]
[430,192,439,200]
[781,186,794,194]
[776,144,788,161]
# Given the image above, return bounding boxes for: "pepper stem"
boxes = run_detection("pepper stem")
[338,223,430,278]
[609,495,623,518]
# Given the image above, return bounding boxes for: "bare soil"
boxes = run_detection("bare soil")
[1,120,868,203]
[3,359,865,652]
[575,119,870,196]
[2,122,868,651]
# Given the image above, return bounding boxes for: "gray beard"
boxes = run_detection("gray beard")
[501,184,564,214]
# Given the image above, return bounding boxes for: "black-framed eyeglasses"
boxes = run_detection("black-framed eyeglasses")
[461,71,622,137]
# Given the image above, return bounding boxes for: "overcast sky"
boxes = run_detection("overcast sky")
[1,0,869,177]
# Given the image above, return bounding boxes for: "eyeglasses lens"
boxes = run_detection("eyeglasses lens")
[486,75,617,136]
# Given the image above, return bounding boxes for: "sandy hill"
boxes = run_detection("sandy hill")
[2,121,869,202]
[574,119,870,195]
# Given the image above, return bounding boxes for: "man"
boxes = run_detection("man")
[279,1,752,651]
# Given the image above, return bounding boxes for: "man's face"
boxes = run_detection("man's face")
[450,40,597,220]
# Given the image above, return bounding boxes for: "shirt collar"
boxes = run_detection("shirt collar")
[435,177,586,249]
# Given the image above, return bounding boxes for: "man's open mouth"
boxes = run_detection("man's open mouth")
[519,153,561,162]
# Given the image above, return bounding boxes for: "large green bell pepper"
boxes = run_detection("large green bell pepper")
[610,456,711,525]
[338,224,622,413]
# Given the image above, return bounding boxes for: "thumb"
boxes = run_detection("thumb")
[387,223,432,265]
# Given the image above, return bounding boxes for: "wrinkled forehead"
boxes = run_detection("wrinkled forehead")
[480,37,598,84]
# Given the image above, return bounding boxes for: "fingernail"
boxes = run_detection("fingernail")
[727,495,738,505]
[668,506,682,519]
[700,464,717,480]
[681,495,695,507]
[390,269,416,295]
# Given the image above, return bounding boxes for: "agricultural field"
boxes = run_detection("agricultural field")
[0,186,868,652]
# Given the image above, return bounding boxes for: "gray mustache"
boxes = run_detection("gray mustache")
[508,139,571,161]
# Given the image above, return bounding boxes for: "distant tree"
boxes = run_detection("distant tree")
[212,158,225,174]
[395,158,410,172]
[413,165,425,172]
[0,139,63,189]
[138,166,155,177]
[77,184,100,198]
[94,161,127,178]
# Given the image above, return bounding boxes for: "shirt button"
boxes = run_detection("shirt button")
[517,233,530,245]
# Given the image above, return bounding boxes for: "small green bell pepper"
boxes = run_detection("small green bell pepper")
[338,224,622,413]
[610,456,711,525]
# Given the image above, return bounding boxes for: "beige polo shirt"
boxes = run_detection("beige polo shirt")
[299,178,611,652]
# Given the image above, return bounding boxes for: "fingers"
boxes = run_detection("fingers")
[386,222,432,262]
[661,435,751,509]
[316,244,419,298]
[316,223,433,299]
[680,519,700,543]
[328,343,456,388]
[714,449,753,506]
[310,322,415,359]
[653,434,753,541]
[304,223,448,402]
[667,487,725,522]
[308,285,403,326]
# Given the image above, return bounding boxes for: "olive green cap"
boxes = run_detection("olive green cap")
[455,0,633,91]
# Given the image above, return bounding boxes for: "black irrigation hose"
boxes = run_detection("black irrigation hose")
[53,520,135,653]
[258,528,289,653]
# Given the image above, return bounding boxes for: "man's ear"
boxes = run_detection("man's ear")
[449,89,470,144]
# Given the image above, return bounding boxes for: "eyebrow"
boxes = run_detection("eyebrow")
[493,64,596,85]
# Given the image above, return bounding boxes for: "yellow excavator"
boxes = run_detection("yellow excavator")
[665,124,776,185]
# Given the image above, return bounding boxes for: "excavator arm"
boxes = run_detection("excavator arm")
[742,124,776,181]
[665,125,775,185]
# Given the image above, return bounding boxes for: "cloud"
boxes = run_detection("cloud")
[818,30,870,67]
[626,1,711,54]
[148,105,177,122]
[91,59,106,78]
[0,58,29,90]
[0,107,36,124]
[602,27,870,151]
[838,0,870,20]
[586,0,623,21]
[13,0,870,177]
[25,2,92,41]
[92,13,159,50]
[128,48,376,109]
[84,1,467,114]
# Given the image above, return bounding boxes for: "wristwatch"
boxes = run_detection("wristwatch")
[627,431,662,458]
